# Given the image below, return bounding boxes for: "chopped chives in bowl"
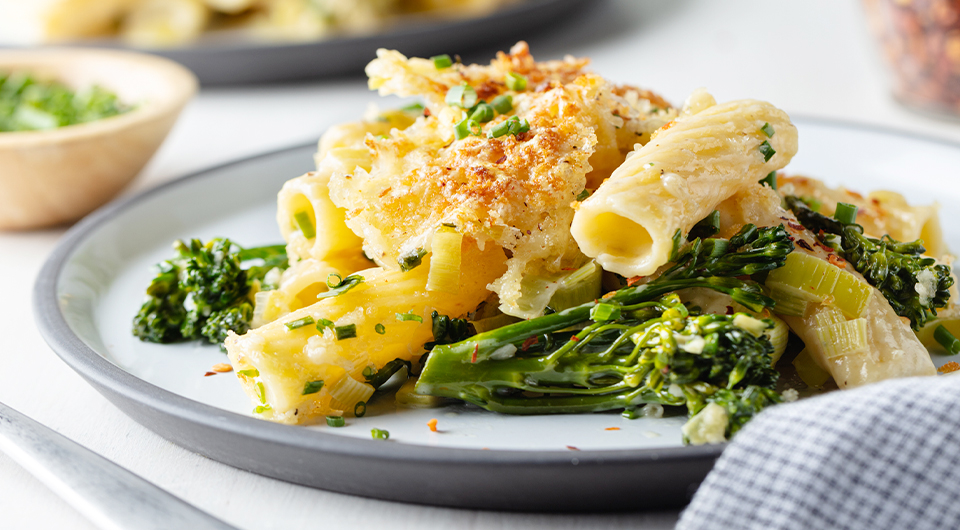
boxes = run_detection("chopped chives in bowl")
[0,72,131,133]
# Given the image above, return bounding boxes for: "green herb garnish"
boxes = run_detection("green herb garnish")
[302,380,325,395]
[0,72,131,132]
[759,171,777,190]
[445,83,478,109]
[759,141,776,162]
[487,115,530,139]
[505,72,527,91]
[491,95,513,114]
[285,316,315,330]
[396,311,424,323]
[371,428,390,440]
[432,54,453,69]
[335,324,357,340]
[399,248,427,272]
[326,416,345,427]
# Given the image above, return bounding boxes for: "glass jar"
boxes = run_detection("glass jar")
[864,0,960,116]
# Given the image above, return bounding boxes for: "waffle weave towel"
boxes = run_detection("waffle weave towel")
[677,374,960,530]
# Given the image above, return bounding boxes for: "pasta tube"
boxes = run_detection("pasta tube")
[226,240,506,424]
[782,291,936,388]
[570,89,799,277]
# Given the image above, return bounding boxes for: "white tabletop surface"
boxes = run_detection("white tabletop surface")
[4,1,960,528]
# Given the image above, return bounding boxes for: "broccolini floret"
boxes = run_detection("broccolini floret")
[132,238,288,349]
[785,196,954,330]
[416,224,793,439]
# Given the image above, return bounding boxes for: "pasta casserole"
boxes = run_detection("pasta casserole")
[133,43,958,444]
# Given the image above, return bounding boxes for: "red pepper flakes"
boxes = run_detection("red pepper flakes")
[725,306,734,315]
[471,343,479,363]
[203,371,217,377]
[601,291,616,300]
[427,418,439,432]
[495,155,507,164]
[521,336,539,351]
[569,336,580,342]
[626,276,643,287]
[795,239,814,251]
[605,427,621,431]
[423,108,431,117]
[939,362,960,374]
[827,254,847,268]
[566,445,580,451]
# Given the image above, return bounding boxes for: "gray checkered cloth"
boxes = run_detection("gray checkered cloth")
[677,374,960,530]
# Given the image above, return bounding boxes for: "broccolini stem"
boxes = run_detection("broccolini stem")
[784,196,954,330]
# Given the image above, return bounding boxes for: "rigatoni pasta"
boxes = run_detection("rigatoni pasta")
[570,89,799,277]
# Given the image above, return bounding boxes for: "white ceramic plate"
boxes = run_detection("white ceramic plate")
[35,118,960,511]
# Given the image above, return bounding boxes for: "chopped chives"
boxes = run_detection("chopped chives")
[326,416,345,427]
[575,189,591,201]
[254,405,272,414]
[375,323,386,334]
[335,324,357,340]
[327,273,343,288]
[454,117,480,140]
[371,428,390,440]
[256,382,267,404]
[469,102,495,123]
[445,83,477,109]
[237,368,259,378]
[487,115,530,139]
[759,171,777,190]
[707,239,730,258]
[398,247,427,272]
[400,102,424,112]
[761,122,775,137]
[302,380,325,395]
[317,274,363,299]
[316,318,334,332]
[505,72,527,91]
[491,94,513,114]
[758,141,776,162]
[935,325,960,355]
[396,311,424,323]
[432,54,453,69]
[363,366,375,379]
[590,303,621,321]
[621,408,639,419]
[354,401,367,417]
[834,202,858,225]
[285,316,315,330]
[294,211,315,239]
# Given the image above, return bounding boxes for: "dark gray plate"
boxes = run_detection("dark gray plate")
[33,141,719,513]
[37,117,959,511]
[32,0,586,85]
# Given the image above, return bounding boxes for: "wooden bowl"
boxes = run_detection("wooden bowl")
[0,48,197,230]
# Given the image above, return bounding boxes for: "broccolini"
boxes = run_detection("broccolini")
[132,239,288,348]
[416,224,793,438]
[785,196,954,330]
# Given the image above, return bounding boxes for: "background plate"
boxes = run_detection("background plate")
[19,0,585,85]
[34,117,960,511]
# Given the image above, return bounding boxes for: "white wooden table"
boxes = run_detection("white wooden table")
[4,1,959,528]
